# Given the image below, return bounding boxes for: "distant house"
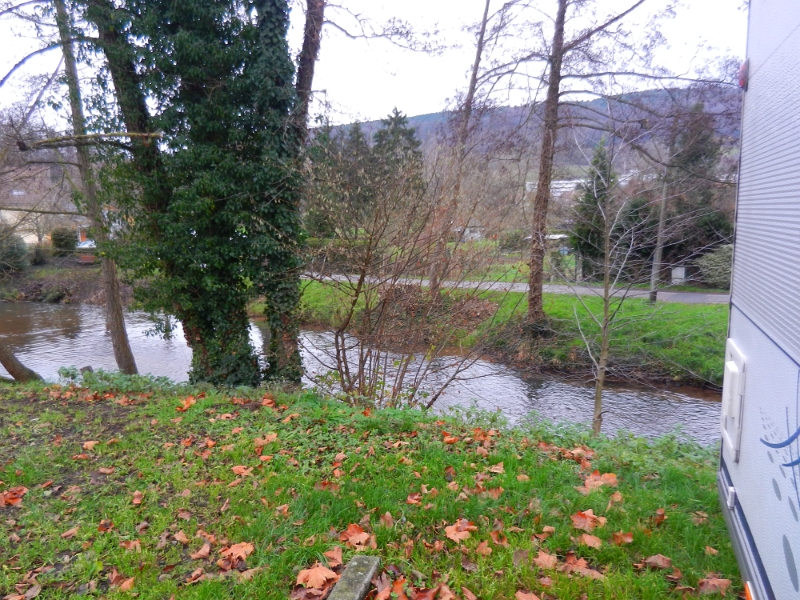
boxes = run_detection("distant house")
[526,179,583,198]
[0,146,86,243]
[453,224,485,242]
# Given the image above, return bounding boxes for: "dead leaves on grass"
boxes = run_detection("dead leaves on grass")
[575,470,618,495]
[108,567,135,591]
[0,486,28,507]
[339,523,376,550]
[296,564,340,589]
[445,518,478,543]
[190,542,211,559]
[697,576,732,595]
[570,509,607,532]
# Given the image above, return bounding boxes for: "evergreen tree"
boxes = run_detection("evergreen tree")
[663,103,731,263]
[570,141,615,280]
[305,110,424,238]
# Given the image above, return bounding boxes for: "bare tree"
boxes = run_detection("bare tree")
[53,0,138,374]
[304,113,523,407]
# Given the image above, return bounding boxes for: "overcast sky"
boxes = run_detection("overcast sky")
[0,0,748,125]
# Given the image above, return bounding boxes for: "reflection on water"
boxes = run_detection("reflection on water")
[0,303,722,445]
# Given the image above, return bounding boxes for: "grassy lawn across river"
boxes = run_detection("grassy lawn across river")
[0,376,738,599]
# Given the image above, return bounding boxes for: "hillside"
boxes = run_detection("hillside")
[331,86,742,171]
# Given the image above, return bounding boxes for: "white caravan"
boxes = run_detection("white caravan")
[719,2,800,599]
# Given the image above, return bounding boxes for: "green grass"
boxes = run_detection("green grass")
[477,291,728,386]
[290,281,728,386]
[0,379,739,599]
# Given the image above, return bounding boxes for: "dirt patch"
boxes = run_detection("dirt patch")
[0,258,132,306]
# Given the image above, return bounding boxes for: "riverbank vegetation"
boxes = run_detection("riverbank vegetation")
[0,260,727,389]
[0,378,738,599]
[292,280,728,388]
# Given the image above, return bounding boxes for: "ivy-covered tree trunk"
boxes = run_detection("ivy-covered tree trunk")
[84,0,303,386]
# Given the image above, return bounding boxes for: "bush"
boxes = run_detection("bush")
[0,229,29,274]
[695,244,733,289]
[50,226,77,256]
[498,229,528,252]
[30,244,50,266]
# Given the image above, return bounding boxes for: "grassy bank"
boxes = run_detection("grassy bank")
[0,259,131,305]
[1,260,727,386]
[0,378,737,599]
[294,281,728,387]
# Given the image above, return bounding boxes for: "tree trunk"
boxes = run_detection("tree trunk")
[593,169,614,436]
[87,0,166,206]
[592,337,607,435]
[0,340,41,382]
[260,0,326,384]
[428,0,491,296]
[527,0,567,323]
[55,0,138,375]
[295,0,325,142]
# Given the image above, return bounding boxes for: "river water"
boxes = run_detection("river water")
[0,303,722,446]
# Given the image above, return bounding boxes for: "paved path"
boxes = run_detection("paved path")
[310,274,730,305]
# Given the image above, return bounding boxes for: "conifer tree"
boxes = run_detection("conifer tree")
[570,141,615,280]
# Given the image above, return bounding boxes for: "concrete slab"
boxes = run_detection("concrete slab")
[327,555,381,600]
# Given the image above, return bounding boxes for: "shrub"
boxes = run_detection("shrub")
[0,228,29,274]
[50,226,77,256]
[30,244,50,266]
[498,229,528,252]
[695,244,733,289]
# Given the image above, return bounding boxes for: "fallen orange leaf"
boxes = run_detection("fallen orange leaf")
[533,550,558,570]
[476,540,492,556]
[697,577,732,595]
[174,531,190,545]
[323,545,343,568]
[644,554,672,570]
[379,512,394,528]
[190,542,211,559]
[445,518,478,543]
[119,539,141,553]
[176,396,196,412]
[576,533,602,548]
[570,509,607,532]
[0,486,28,507]
[220,542,255,562]
[296,563,339,589]
[612,531,633,546]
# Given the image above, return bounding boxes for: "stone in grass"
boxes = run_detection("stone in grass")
[327,556,381,600]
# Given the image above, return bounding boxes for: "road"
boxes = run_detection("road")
[310,274,730,305]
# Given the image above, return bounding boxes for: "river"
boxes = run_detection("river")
[0,302,722,446]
